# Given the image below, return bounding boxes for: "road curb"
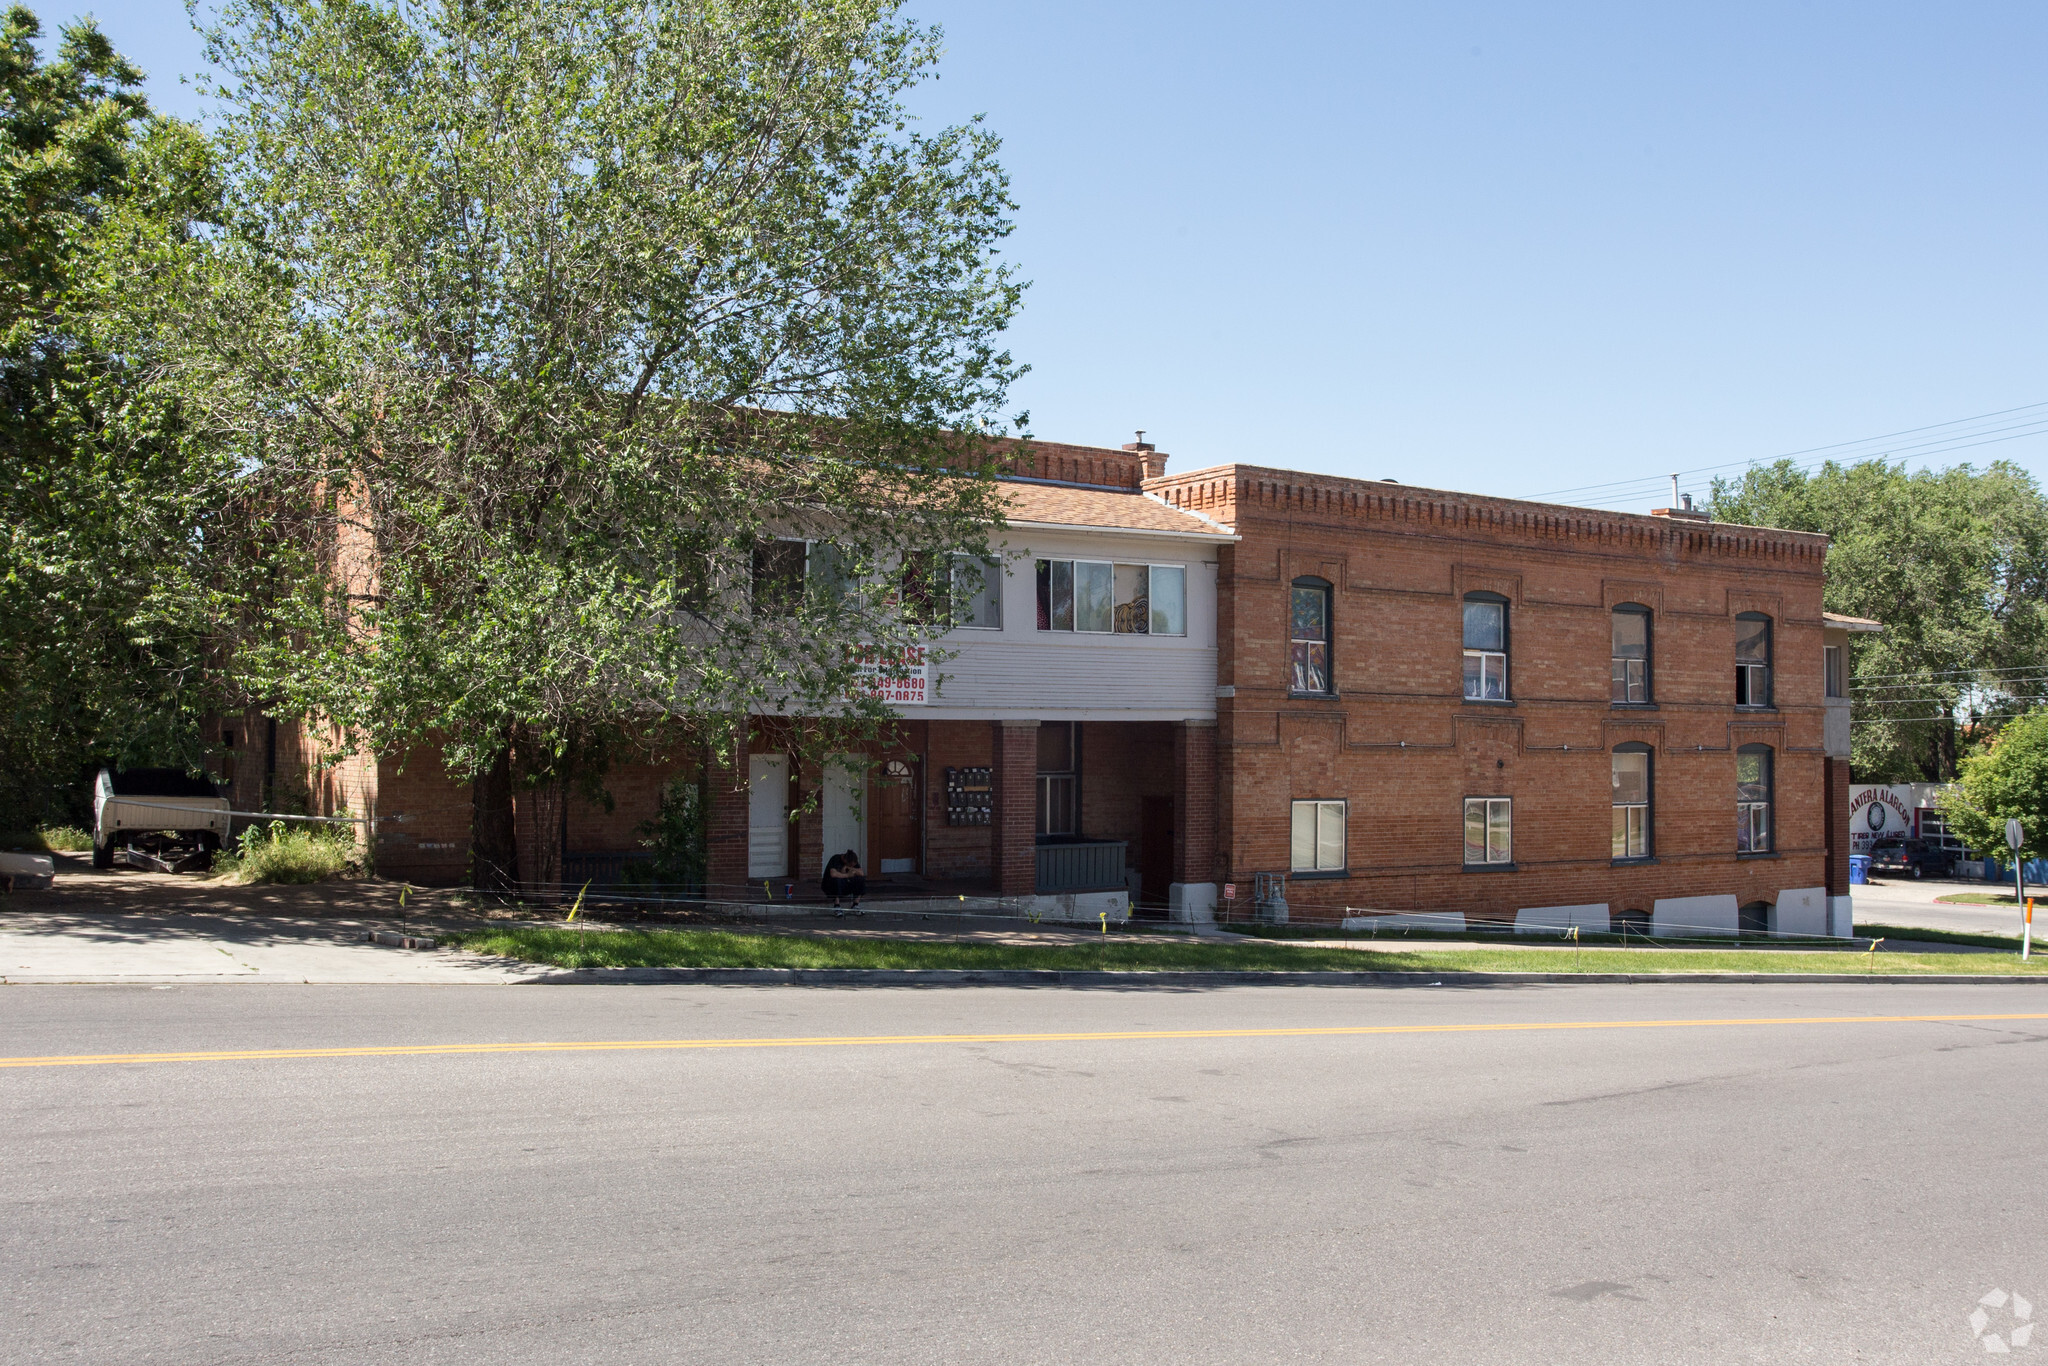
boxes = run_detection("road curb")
[515,966,2048,987]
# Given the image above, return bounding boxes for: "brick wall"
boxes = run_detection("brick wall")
[926,720,994,880]
[1174,720,1218,885]
[1152,464,1832,924]
[991,720,1037,895]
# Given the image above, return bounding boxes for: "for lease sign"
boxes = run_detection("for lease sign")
[855,645,928,706]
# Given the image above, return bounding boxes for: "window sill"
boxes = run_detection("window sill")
[1610,702,1659,711]
[1734,705,1778,714]
[1288,691,1340,701]
[1737,850,1780,860]
[1462,861,1518,873]
[1460,698,1516,708]
[1288,869,1349,880]
[1611,856,1659,867]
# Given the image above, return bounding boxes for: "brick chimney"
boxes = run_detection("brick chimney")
[1122,430,1167,481]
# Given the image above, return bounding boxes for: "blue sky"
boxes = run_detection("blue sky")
[43,1,2048,511]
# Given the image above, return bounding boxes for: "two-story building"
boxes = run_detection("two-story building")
[221,434,1865,934]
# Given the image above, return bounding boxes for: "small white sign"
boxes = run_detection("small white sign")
[1223,883,1236,900]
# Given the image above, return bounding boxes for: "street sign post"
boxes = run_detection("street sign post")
[2008,820,2026,943]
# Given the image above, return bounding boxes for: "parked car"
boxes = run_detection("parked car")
[1866,837,1955,880]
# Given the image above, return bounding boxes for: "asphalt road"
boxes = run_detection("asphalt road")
[5,982,2046,1364]
[1853,875,2039,937]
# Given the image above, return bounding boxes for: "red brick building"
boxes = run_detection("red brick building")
[1145,460,1848,934]
[216,436,1859,935]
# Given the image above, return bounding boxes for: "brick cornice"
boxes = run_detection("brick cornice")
[1144,464,1829,568]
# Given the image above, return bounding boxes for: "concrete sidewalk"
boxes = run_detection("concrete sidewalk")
[0,858,541,984]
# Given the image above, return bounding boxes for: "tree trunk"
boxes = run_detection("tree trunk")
[472,738,519,894]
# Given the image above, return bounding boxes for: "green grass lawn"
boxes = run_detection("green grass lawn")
[1857,923,2031,950]
[445,926,2048,976]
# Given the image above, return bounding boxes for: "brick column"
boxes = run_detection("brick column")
[706,729,751,896]
[992,720,1038,896]
[1824,757,1850,895]
[1172,720,1217,885]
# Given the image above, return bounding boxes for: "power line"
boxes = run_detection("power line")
[1523,399,2048,502]
[1851,663,2048,681]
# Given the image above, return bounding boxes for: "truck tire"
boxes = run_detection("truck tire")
[1911,864,1923,879]
[92,836,114,869]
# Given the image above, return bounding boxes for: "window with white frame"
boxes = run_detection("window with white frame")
[1462,594,1509,701]
[1035,560,1186,636]
[1290,799,1346,873]
[1735,613,1773,707]
[1612,745,1652,860]
[1611,604,1651,703]
[1290,578,1333,695]
[1824,644,1843,699]
[1736,745,1772,852]
[950,554,1002,629]
[1463,797,1513,865]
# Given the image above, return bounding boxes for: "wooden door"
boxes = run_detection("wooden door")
[872,757,920,874]
[1140,795,1174,907]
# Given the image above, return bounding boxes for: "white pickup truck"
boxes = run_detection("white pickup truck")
[93,768,232,872]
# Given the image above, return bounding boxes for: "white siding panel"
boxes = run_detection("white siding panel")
[928,641,1217,719]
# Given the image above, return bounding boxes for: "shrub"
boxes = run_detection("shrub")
[0,826,92,852]
[214,820,360,884]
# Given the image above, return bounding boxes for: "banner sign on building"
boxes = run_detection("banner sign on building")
[855,645,928,706]
[1848,784,1922,854]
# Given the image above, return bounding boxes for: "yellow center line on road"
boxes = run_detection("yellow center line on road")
[4,1012,2047,1070]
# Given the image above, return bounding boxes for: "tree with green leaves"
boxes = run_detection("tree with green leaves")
[0,7,227,830]
[1936,709,2048,864]
[1710,458,2048,782]
[137,0,1026,888]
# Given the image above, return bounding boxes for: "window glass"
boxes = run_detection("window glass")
[1112,564,1150,634]
[1612,749,1650,859]
[1037,720,1074,773]
[951,555,1001,629]
[1462,597,1508,700]
[1824,645,1843,698]
[1075,561,1113,633]
[1035,559,1075,631]
[1611,607,1650,703]
[1464,797,1512,864]
[1290,582,1331,694]
[1290,800,1346,872]
[1463,600,1504,651]
[1735,615,1772,706]
[1737,746,1773,852]
[1735,616,1769,663]
[1291,803,1317,872]
[752,539,806,612]
[806,542,854,606]
[1488,799,1512,862]
[1149,566,1186,636]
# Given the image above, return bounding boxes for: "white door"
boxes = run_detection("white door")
[747,754,789,878]
[820,756,866,877]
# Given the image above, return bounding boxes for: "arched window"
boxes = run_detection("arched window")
[1611,743,1652,860]
[1462,593,1509,701]
[1735,613,1772,707]
[1611,604,1651,704]
[1737,745,1773,852]
[1290,577,1333,695]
